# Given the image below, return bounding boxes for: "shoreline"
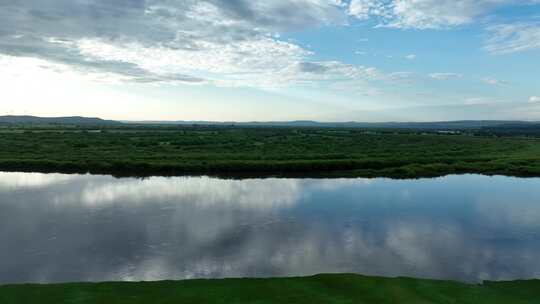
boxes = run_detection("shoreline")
[1,162,540,179]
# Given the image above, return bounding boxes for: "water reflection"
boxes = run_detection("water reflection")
[0,172,539,284]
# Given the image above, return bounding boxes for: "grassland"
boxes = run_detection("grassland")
[1,274,539,304]
[1,126,540,178]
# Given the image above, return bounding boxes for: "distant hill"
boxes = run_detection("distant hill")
[126,120,540,130]
[3,116,539,130]
[0,116,121,125]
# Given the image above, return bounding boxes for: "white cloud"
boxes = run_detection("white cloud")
[75,37,387,89]
[484,22,540,54]
[482,77,508,86]
[348,0,382,20]
[387,71,416,81]
[405,54,416,60]
[530,96,540,103]
[386,0,502,29]
[347,1,539,29]
[0,0,353,87]
[2,0,535,95]
[76,37,310,87]
[429,73,462,80]
[3,0,423,93]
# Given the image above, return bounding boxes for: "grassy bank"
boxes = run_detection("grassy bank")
[1,274,539,304]
[1,126,540,178]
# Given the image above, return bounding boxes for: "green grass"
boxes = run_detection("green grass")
[1,126,540,178]
[1,274,539,304]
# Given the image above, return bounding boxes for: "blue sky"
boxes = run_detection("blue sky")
[1,0,539,121]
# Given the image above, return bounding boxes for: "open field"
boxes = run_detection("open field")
[1,126,540,178]
[1,274,539,304]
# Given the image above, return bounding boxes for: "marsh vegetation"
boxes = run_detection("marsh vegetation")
[1,126,539,177]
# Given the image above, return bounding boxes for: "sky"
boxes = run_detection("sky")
[1,0,539,122]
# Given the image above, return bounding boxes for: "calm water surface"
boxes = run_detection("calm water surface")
[1,172,540,284]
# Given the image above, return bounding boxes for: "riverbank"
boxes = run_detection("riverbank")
[1,274,538,304]
[1,127,540,178]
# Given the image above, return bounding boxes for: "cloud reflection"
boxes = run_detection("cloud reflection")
[0,172,83,190]
[1,173,540,284]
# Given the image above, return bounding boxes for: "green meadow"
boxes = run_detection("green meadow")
[1,274,539,304]
[1,126,540,177]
